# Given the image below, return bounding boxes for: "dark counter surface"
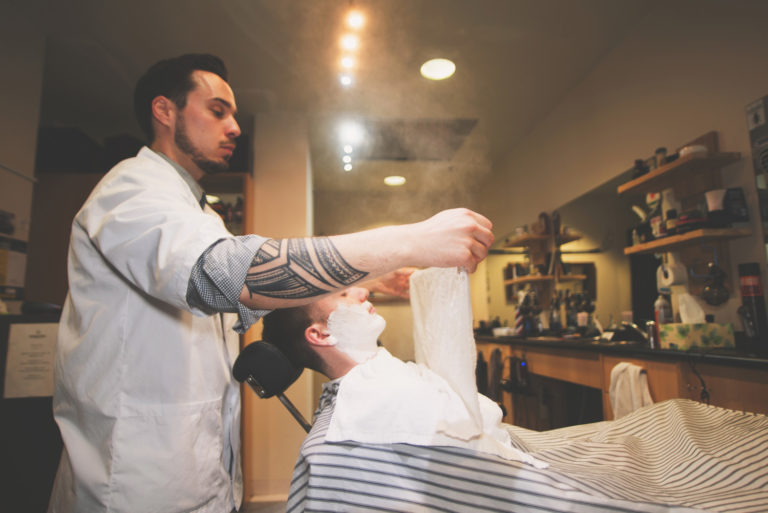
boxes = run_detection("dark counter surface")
[475,333,768,369]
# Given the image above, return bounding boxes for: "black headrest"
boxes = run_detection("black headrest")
[232,341,304,398]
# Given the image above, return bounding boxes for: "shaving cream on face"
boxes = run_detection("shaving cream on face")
[326,301,386,363]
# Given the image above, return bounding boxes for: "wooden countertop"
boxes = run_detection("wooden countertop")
[475,334,768,369]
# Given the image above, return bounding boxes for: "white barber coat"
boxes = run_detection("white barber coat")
[49,147,263,513]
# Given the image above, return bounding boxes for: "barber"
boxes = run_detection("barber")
[47,54,493,513]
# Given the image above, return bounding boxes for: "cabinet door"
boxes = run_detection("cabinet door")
[678,362,768,414]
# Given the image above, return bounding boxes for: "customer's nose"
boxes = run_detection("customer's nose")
[351,287,369,303]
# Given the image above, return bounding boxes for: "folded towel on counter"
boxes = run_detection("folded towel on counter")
[326,267,546,467]
[609,361,654,419]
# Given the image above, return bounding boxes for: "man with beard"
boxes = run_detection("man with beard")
[48,54,493,513]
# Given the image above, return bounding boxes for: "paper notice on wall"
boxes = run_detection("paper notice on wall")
[3,323,58,398]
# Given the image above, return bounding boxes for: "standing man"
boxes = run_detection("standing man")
[47,54,493,513]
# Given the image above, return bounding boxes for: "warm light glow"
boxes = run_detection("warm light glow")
[344,163,353,172]
[341,34,359,51]
[384,176,406,186]
[346,11,365,29]
[342,155,352,163]
[205,194,221,204]
[339,121,364,144]
[420,58,456,80]
[340,56,355,69]
[343,144,353,154]
[339,74,353,86]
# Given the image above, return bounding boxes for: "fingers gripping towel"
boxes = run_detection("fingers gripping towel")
[609,362,654,419]
[326,267,547,468]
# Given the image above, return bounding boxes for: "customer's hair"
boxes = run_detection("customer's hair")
[262,306,325,374]
[133,54,228,141]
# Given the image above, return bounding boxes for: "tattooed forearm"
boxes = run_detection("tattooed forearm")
[245,238,369,299]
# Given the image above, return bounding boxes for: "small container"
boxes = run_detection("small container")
[655,291,673,325]
[655,147,667,166]
[665,209,678,235]
[646,320,658,349]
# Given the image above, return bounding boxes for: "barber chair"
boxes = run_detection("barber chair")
[232,341,312,433]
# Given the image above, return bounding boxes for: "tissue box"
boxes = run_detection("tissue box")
[658,323,735,350]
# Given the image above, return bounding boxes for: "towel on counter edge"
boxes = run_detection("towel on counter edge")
[609,361,654,419]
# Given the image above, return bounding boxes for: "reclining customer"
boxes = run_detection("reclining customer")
[260,282,539,463]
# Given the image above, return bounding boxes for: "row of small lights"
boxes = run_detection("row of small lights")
[338,10,363,173]
[335,8,457,187]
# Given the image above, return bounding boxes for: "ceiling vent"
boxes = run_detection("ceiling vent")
[359,118,477,161]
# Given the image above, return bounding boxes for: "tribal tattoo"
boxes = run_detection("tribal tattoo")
[245,238,368,299]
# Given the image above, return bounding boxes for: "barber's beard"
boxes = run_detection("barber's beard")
[175,113,230,175]
[327,302,386,364]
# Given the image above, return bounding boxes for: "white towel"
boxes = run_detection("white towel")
[609,362,654,419]
[325,267,547,467]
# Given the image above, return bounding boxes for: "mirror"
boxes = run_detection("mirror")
[745,95,768,263]
[486,170,640,332]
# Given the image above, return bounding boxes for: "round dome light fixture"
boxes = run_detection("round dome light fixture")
[420,58,456,80]
[343,163,353,172]
[384,175,406,186]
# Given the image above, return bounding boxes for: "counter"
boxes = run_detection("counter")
[476,334,768,421]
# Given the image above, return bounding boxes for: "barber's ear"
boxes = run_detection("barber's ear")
[305,323,335,347]
[151,96,175,128]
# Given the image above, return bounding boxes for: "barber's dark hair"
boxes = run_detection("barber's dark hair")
[133,53,228,142]
[262,307,325,374]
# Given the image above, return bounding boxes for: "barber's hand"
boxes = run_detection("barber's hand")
[410,208,494,273]
[365,267,416,299]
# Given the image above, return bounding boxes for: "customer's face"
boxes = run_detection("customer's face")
[174,70,241,175]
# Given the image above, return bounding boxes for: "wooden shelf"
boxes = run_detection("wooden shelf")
[559,274,588,282]
[617,152,741,196]
[504,274,587,286]
[504,232,581,248]
[505,275,553,285]
[623,228,752,255]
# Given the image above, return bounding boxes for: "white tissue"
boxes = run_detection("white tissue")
[678,293,706,324]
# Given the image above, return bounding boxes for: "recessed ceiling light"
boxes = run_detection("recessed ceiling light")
[341,34,359,51]
[344,163,353,172]
[384,176,406,186]
[339,121,364,144]
[342,155,352,163]
[341,56,355,69]
[339,74,353,86]
[343,144,353,154]
[420,58,456,80]
[347,11,365,29]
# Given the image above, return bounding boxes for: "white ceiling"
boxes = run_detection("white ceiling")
[35,0,655,196]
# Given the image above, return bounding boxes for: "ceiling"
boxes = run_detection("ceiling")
[34,0,655,197]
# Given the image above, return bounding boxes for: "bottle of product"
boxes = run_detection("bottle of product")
[654,288,673,325]
[738,263,768,356]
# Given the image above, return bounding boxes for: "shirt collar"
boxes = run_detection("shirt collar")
[152,149,206,207]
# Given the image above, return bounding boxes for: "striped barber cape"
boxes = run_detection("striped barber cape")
[287,383,768,513]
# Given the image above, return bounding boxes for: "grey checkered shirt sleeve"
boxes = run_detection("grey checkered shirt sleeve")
[187,234,271,334]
